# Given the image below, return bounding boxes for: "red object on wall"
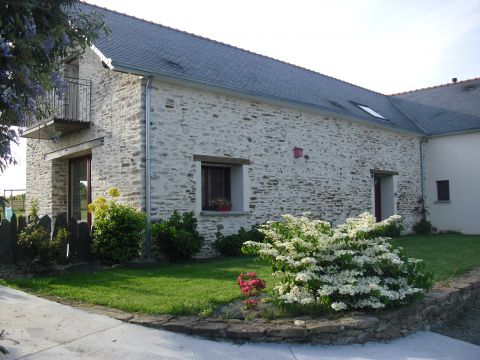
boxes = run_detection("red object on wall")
[293,147,303,158]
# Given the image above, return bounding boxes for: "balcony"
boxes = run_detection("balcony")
[21,77,91,140]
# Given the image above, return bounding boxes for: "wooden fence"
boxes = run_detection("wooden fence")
[0,213,91,265]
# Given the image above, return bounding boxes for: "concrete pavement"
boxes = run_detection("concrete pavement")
[1,285,479,359]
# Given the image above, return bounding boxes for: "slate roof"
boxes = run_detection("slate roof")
[391,78,480,135]
[80,2,479,137]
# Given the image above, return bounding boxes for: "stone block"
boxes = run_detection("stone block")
[129,314,174,327]
[191,321,228,337]
[375,320,389,332]
[341,316,379,330]
[266,324,308,338]
[161,317,199,333]
[306,320,345,334]
[225,323,269,339]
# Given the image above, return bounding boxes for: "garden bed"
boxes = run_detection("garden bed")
[21,268,480,344]
[1,233,480,344]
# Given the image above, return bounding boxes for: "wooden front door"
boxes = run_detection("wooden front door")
[68,155,92,226]
[374,176,382,222]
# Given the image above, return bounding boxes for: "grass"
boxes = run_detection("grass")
[391,233,480,281]
[1,257,274,316]
[1,234,479,316]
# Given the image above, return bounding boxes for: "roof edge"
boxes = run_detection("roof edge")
[428,128,480,138]
[390,76,480,96]
[90,45,114,69]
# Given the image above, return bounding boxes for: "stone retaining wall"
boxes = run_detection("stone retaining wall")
[76,269,480,344]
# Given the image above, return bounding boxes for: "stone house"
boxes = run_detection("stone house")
[23,4,480,255]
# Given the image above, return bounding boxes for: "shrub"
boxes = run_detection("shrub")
[413,218,432,235]
[152,211,204,261]
[214,226,265,256]
[89,188,146,264]
[27,198,39,223]
[372,217,403,238]
[18,223,64,269]
[243,212,433,312]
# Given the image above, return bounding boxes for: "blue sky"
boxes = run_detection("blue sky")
[1,0,479,193]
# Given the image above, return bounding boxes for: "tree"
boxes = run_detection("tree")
[0,0,108,172]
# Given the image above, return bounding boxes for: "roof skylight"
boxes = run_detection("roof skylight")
[357,104,387,120]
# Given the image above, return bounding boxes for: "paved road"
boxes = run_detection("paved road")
[1,285,479,360]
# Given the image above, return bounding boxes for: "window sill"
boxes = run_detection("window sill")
[200,211,249,216]
[434,200,451,204]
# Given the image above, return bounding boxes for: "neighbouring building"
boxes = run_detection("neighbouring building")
[23,4,480,256]
[393,79,480,234]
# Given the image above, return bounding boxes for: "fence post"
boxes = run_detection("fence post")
[0,219,13,264]
[53,213,69,261]
[68,219,79,260]
[9,213,18,264]
[78,222,92,261]
[38,215,52,235]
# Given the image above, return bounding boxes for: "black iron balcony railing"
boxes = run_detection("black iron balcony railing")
[22,77,91,139]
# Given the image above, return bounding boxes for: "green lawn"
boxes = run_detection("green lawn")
[2,234,479,316]
[391,233,480,281]
[2,257,274,316]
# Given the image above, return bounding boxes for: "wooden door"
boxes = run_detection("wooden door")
[374,176,382,222]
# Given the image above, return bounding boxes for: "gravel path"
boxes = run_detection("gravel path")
[432,301,480,346]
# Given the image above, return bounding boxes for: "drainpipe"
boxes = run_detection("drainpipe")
[419,136,427,216]
[145,77,153,259]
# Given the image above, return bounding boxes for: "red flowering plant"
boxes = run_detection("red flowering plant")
[236,272,266,310]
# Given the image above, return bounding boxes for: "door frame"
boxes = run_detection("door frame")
[68,154,92,227]
[371,169,398,222]
[374,176,382,222]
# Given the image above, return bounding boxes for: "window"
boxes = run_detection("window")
[357,104,387,120]
[194,155,250,213]
[436,180,450,201]
[202,165,231,211]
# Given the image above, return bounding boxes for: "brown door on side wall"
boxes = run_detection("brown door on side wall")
[374,176,382,222]
[68,155,92,226]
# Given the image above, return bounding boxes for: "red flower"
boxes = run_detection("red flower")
[236,271,266,306]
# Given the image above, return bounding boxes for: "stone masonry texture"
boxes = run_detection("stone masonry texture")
[26,48,145,219]
[26,49,422,255]
[149,80,422,253]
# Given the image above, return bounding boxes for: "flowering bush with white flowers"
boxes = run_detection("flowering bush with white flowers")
[243,212,432,312]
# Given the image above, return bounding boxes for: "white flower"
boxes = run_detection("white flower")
[331,302,348,311]
[246,212,426,312]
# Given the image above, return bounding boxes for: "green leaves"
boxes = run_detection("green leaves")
[0,0,108,171]
[151,211,204,262]
[91,197,146,264]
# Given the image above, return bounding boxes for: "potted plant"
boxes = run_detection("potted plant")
[211,198,232,212]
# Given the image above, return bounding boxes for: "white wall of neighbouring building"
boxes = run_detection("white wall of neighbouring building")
[424,132,480,234]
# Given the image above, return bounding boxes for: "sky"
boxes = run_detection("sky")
[1,0,479,194]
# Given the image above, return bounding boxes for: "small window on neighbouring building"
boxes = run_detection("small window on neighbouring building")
[357,104,387,120]
[436,180,450,201]
[201,165,231,211]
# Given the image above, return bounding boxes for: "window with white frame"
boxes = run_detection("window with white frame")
[194,155,249,213]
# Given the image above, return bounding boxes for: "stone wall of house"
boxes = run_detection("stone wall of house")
[149,80,422,253]
[26,51,423,255]
[26,48,145,218]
